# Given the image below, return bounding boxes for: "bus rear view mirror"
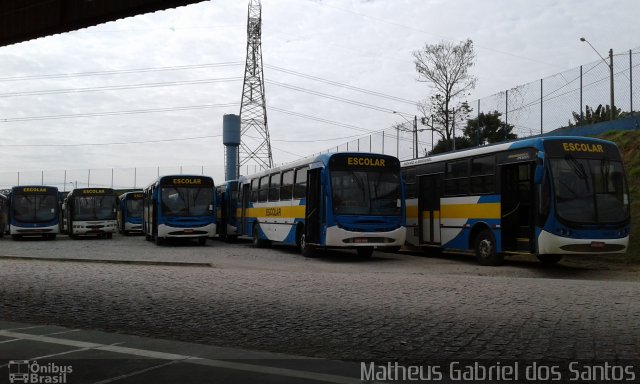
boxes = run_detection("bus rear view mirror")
[397,199,402,208]
[209,204,213,212]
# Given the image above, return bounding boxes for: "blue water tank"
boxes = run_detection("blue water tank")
[223,114,241,146]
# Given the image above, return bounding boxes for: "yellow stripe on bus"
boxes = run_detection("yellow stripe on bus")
[405,206,441,220]
[440,203,500,219]
[245,205,306,219]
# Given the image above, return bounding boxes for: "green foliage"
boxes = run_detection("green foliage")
[464,110,517,145]
[568,104,623,126]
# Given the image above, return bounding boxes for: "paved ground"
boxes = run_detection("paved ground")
[1,235,640,381]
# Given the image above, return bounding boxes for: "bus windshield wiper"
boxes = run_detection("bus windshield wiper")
[565,154,587,179]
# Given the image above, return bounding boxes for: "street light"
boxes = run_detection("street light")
[580,37,615,121]
[393,111,418,159]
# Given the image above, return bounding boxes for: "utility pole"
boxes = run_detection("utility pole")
[413,115,418,159]
[609,48,615,121]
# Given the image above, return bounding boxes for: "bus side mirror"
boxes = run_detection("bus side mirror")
[208,204,213,212]
[62,203,66,210]
[534,155,544,184]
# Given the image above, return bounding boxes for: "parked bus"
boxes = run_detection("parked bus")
[237,152,406,257]
[63,188,117,239]
[215,180,240,241]
[402,136,630,265]
[8,186,60,240]
[0,192,9,238]
[118,191,144,235]
[143,175,216,245]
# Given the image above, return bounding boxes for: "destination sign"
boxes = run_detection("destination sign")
[544,140,621,160]
[82,189,107,195]
[22,187,48,193]
[162,176,213,187]
[130,193,144,199]
[330,154,398,170]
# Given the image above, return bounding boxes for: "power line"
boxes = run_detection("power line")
[0,62,244,82]
[265,64,416,105]
[0,77,243,98]
[0,135,222,147]
[1,103,240,122]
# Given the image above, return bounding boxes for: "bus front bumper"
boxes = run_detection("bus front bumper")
[325,226,406,247]
[11,224,59,235]
[537,230,629,254]
[158,223,215,238]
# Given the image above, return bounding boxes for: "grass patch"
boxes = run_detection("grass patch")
[595,130,640,262]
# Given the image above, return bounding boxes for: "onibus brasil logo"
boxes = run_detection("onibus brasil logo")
[8,360,72,384]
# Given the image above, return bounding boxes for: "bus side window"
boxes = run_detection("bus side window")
[402,168,417,199]
[470,155,495,194]
[281,170,294,200]
[445,160,469,196]
[259,176,269,202]
[294,168,307,199]
[251,179,259,202]
[269,173,281,201]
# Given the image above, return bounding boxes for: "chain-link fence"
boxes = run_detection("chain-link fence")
[314,48,640,161]
[0,165,224,192]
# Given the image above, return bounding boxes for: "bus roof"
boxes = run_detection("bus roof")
[401,135,619,167]
[145,174,214,189]
[240,152,400,182]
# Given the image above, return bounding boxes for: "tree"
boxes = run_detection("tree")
[413,39,477,152]
[464,110,517,146]
[568,104,622,126]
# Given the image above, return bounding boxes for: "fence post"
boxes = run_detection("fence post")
[63,170,67,192]
[88,169,91,188]
[382,131,385,154]
[111,168,113,188]
[505,89,508,141]
[631,50,633,113]
[541,78,544,134]
[477,99,481,146]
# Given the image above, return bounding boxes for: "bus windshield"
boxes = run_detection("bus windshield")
[331,170,401,216]
[126,199,143,218]
[13,195,57,223]
[73,195,117,220]
[161,187,212,217]
[549,156,629,224]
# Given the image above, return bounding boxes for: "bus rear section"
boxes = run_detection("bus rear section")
[143,175,216,245]
[216,180,240,241]
[9,186,60,240]
[242,152,406,258]
[63,188,117,239]
[118,191,144,235]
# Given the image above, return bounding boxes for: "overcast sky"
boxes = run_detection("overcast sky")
[1,0,639,188]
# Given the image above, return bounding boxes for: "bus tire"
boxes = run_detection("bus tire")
[11,234,21,241]
[357,247,374,258]
[48,234,56,240]
[299,233,316,258]
[198,237,207,246]
[252,225,268,248]
[537,254,562,264]
[474,229,503,266]
[106,233,113,239]
[155,236,164,246]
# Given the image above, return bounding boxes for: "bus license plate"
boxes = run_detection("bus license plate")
[590,241,605,248]
[184,229,194,234]
[353,238,368,243]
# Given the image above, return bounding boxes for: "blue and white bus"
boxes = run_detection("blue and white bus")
[8,186,60,240]
[118,191,144,235]
[143,175,216,245]
[237,152,406,257]
[63,188,118,239]
[215,180,240,241]
[402,136,630,265]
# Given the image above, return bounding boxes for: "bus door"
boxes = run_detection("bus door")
[418,173,442,244]
[500,162,535,252]
[305,168,322,245]
[241,183,251,236]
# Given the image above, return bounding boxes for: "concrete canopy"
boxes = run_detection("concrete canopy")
[0,0,208,47]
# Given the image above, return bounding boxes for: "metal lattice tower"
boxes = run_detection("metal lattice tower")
[238,0,272,176]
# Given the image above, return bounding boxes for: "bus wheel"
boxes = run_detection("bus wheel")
[106,233,113,239]
[252,225,268,248]
[357,247,374,258]
[474,229,503,266]
[299,233,316,258]
[537,254,562,264]
[155,236,164,246]
[48,234,57,240]
[11,234,21,241]
[198,237,207,246]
